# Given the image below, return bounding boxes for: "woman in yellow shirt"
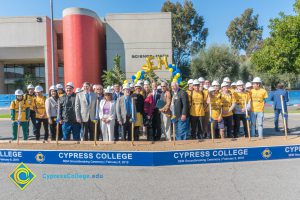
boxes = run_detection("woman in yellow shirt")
[220,82,236,138]
[189,80,207,140]
[207,87,224,139]
[34,85,49,141]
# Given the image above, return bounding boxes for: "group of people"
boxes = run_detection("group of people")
[9,76,289,142]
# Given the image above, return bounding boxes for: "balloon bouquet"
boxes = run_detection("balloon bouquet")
[127,55,182,85]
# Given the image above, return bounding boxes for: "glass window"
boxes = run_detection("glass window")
[58,64,64,78]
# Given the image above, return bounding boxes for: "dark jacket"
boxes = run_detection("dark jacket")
[269,89,289,110]
[59,93,77,123]
[131,93,144,114]
[113,92,124,101]
[172,88,189,119]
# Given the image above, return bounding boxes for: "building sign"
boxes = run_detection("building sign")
[131,54,170,59]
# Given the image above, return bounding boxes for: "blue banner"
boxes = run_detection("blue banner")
[1,145,300,166]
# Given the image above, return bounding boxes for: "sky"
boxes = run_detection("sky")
[0,0,296,46]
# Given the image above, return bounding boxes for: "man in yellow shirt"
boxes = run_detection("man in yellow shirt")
[207,86,223,139]
[10,89,30,140]
[233,80,250,138]
[189,80,207,139]
[220,82,236,138]
[250,77,268,138]
[34,85,49,141]
[24,84,37,136]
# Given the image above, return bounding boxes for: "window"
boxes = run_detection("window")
[57,33,63,50]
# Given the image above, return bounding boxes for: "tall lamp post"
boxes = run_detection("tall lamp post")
[50,0,55,86]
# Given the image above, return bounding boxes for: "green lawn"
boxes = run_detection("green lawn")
[0,114,10,118]
[264,107,300,114]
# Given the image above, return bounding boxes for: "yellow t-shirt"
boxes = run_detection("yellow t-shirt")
[34,96,47,119]
[24,94,35,110]
[10,99,29,122]
[210,95,222,120]
[250,88,268,112]
[220,92,236,117]
[203,89,209,113]
[189,91,207,117]
[234,92,250,111]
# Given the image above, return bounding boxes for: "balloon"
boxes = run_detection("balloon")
[141,74,145,79]
[157,56,162,70]
[163,56,169,69]
[134,79,138,83]
[124,80,128,84]
[132,75,136,82]
[176,73,181,77]
[177,77,182,83]
[169,68,173,72]
[141,70,145,75]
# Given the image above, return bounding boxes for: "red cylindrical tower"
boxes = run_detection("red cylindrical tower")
[63,7,104,88]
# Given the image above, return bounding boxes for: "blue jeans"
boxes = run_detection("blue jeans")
[274,109,288,130]
[62,122,81,141]
[250,112,264,138]
[175,117,190,140]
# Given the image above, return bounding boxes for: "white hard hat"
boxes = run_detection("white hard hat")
[221,82,229,88]
[49,85,57,91]
[66,82,74,88]
[245,82,252,88]
[27,84,34,90]
[231,82,236,87]
[104,86,113,94]
[252,77,262,83]
[193,79,200,85]
[92,85,96,90]
[236,80,244,86]
[15,89,24,96]
[144,80,150,85]
[137,80,143,85]
[135,83,142,88]
[188,79,194,84]
[208,87,215,92]
[157,85,161,90]
[223,77,231,83]
[56,83,64,89]
[34,85,43,93]
[129,83,134,88]
[198,77,205,82]
[75,88,81,93]
[212,80,220,86]
[123,83,131,90]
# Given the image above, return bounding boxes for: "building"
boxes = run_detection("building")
[0,7,172,94]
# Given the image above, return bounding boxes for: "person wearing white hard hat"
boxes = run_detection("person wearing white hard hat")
[10,89,30,140]
[75,82,98,141]
[198,77,205,83]
[24,84,37,136]
[212,80,220,92]
[59,81,81,141]
[99,87,116,141]
[159,82,172,141]
[45,85,61,141]
[116,83,135,141]
[56,83,65,97]
[250,77,268,138]
[207,86,223,139]
[33,85,49,141]
[75,88,82,93]
[245,82,252,92]
[189,79,207,139]
[151,81,162,141]
[223,77,231,84]
[204,80,210,90]
[202,80,211,138]
[219,82,236,138]
[112,83,124,141]
[231,82,237,90]
[187,79,194,96]
[143,82,155,141]
[233,80,250,138]
[130,83,144,141]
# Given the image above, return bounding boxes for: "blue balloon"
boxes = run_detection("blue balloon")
[141,70,145,75]
[177,77,182,84]
[132,75,136,82]
[168,64,173,69]
[141,74,145,79]
[172,71,177,76]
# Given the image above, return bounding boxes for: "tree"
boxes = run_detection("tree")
[251,8,300,74]
[191,45,239,81]
[161,0,208,73]
[102,55,126,87]
[226,8,263,56]
[14,73,41,91]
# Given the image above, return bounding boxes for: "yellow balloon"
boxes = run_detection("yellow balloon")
[176,73,181,77]
[169,68,173,72]
[134,79,138,83]
[124,80,128,84]
[137,71,141,76]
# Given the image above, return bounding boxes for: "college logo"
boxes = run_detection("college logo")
[262,148,272,159]
[8,162,36,190]
[35,152,45,163]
